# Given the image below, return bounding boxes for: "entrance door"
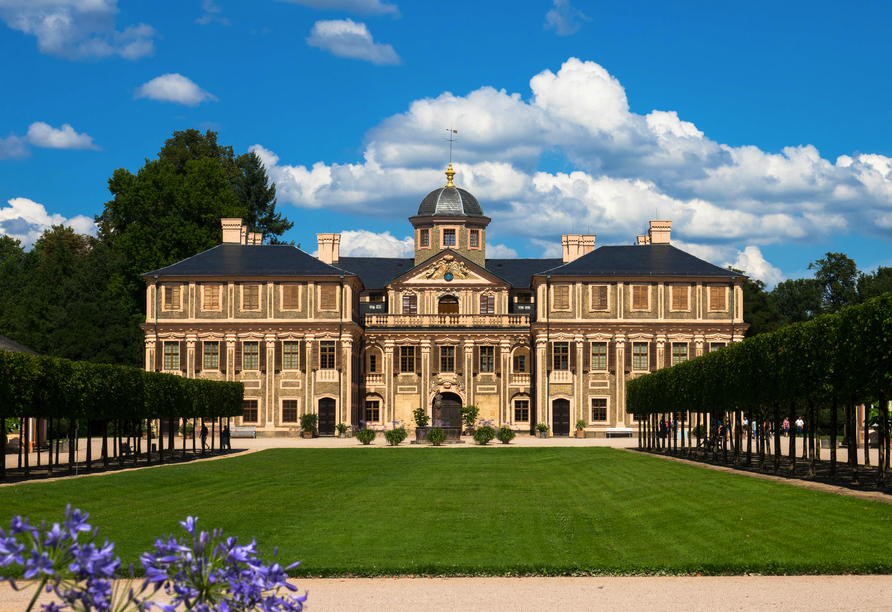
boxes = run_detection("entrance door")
[438,296,459,314]
[553,399,570,436]
[318,398,336,436]
[435,392,462,428]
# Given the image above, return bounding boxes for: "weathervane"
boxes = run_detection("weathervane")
[444,126,458,187]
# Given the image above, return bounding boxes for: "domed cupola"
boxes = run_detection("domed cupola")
[409,164,491,267]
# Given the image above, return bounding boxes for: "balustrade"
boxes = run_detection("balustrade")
[363,314,530,328]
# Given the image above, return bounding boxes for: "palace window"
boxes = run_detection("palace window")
[631,285,649,310]
[320,341,336,369]
[591,342,607,370]
[163,286,181,311]
[203,341,219,370]
[553,342,569,370]
[632,342,649,371]
[420,229,430,247]
[282,400,298,423]
[400,346,415,373]
[591,285,608,310]
[319,285,337,311]
[479,346,494,372]
[440,346,455,372]
[203,285,220,310]
[469,229,480,248]
[402,293,417,314]
[242,285,260,311]
[283,341,300,369]
[282,285,300,310]
[242,399,258,423]
[365,400,380,422]
[163,342,179,370]
[672,343,688,365]
[513,354,526,373]
[710,342,726,352]
[553,285,570,310]
[514,400,530,422]
[367,353,378,373]
[443,228,456,247]
[243,342,259,370]
[671,285,689,311]
[591,398,607,421]
[369,292,385,302]
[709,286,727,311]
[516,293,532,303]
[480,294,495,314]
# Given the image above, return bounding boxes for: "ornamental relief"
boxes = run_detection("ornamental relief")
[422,255,472,281]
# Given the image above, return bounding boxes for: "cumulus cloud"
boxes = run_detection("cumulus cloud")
[306,19,400,65]
[0,197,96,247]
[197,0,229,25]
[134,74,218,106]
[250,57,892,275]
[725,246,785,287]
[544,0,589,36]
[486,243,518,258]
[0,0,156,60]
[277,0,398,17]
[338,229,413,257]
[0,134,29,159]
[25,122,100,150]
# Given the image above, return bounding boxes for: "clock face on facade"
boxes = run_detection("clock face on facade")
[444,272,453,282]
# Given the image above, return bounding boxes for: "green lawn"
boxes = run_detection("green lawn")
[2,448,891,576]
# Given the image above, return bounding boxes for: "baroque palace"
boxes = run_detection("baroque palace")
[142,164,746,437]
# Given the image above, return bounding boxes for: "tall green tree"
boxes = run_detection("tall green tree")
[857,266,892,302]
[771,278,823,324]
[809,252,859,314]
[234,150,293,243]
[728,268,782,337]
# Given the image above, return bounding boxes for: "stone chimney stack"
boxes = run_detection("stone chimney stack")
[222,218,244,244]
[317,233,341,264]
[561,234,596,263]
[637,220,672,245]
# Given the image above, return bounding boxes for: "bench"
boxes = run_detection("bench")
[606,427,634,438]
[230,426,256,439]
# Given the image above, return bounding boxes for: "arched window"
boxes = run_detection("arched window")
[438,295,459,314]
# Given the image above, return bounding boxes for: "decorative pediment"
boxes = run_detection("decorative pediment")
[390,251,508,288]
[585,333,614,341]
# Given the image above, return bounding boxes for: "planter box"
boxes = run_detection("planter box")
[575,430,586,439]
[536,431,548,439]
[301,431,313,439]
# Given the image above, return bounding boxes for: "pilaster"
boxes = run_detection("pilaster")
[615,334,626,427]
[266,335,276,426]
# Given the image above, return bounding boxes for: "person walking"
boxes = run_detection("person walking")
[795,416,804,436]
[200,423,209,450]
[782,418,790,437]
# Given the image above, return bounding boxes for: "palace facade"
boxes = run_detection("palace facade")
[142,164,746,437]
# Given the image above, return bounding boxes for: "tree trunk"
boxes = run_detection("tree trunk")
[68,419,76,474]
[192,418,196,456]
[36,418,40,468]
[47,418,53,476]
[102,421,108,470]
[146,418,151,466]
[864,404,871,467]
[23,417,30,477]
[849,399,860,484]
[808,401,817,478]
[18,417,23,469]
[182,418,187,459]
[0,413,6,481]
[86,421,92,471]
[788,402,796,474]
[746,415,752,467]
[168,419,175,461]
[830,395,838,479]
[879,392,888,488]
[118,420,124,468]
[159,419,165,464]
[773,404,781,473]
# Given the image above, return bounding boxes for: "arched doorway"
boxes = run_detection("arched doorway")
[438,295,459,314]
[434,391,462,427]
[552,399,570,436]
[318,398,336,436]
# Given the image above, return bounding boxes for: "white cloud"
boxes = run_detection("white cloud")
[197,0,229,25]
[277,0,398,16]
[544,0,589,36]
[134,74,218,107]
[0,197,96,247]
[725,245,785,287]
[306,19,400,65]
[25,122,100,150]
[0,0,156,60]
[337,229,413,257]
[0,134,29,159]
[486,243,518,258]
[251,57,892,265]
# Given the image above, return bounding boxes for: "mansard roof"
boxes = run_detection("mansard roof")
[337,257,414,289]
[142,244,356,279]
[485,258,562,288]
[536,244,740,278]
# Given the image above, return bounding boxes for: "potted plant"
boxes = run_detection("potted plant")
[473,425,496,445]
[427,426,447,446]
[299,413,318,439]
[460,405,480,435]
[575,419,587,439]
[384,426,408,446]
[356,427,376,445]
[336,423,350,439]
[535,422,549,439]
[496,425,516,444]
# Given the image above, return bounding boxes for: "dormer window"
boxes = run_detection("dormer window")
[469,229,480,248]
[443,229,456,247]
[420,229,430,247]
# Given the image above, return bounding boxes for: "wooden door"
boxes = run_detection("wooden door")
[553,399,570,436]
[318,398,336,436]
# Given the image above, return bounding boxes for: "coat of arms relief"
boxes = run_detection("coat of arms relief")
[423,255,471,281]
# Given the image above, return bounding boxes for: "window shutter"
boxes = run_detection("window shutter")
[180,341,187,372]
[154,344,162,371]
[220,344,227,374]
[547,342,553,372]
[259,342,266,371]
[299,340,305,370]
[234,342,242,372]
[583,342,591,371]
[415,347,421,373]
[313,341,319,370]
[569,342,576,370]
[275,341,282,371]
[650,341,657,371]
[473,345,479,374]
[455,346,464,374]
[494,348,501,375]
[608,341,615,371]
[665,345,672,369]
[624,343,632,372]
[336,341,343,371]
[196,341,203,374]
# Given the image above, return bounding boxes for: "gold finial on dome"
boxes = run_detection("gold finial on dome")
[445,163,455,187]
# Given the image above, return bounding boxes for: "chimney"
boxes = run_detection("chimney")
[222,218,243,244]
[248,232,263,245]
[317,233,341,265]
[561,234,596,263]
[636,234,650,245]
[647,220,672,244]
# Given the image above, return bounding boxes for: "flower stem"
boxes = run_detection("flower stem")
[25,577,48,612]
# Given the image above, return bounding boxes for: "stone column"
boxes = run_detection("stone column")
[656,335,666,370]
[575,334,585,424]
[500,339,510,424]
[186,336,197,379]
[535,335,548,428]
[266,335,276,426]
[342,336,353,426]
[225,335,237,382]
[464,340,475,408]
[145,337,156,372]
[384,340,395,423]
[694,334,705,358]
[615,334,626,427]
[305,335,315,418]
[421,339,431,424]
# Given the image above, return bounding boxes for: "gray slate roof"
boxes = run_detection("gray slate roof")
[337,257,414,289]
[485,258,562,288]
[0,335,38,355]
[415,186,486,218]
[143,244,356,278]
[537,244,740,278]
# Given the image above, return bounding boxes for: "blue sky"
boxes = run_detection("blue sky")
[2,0,892,286]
